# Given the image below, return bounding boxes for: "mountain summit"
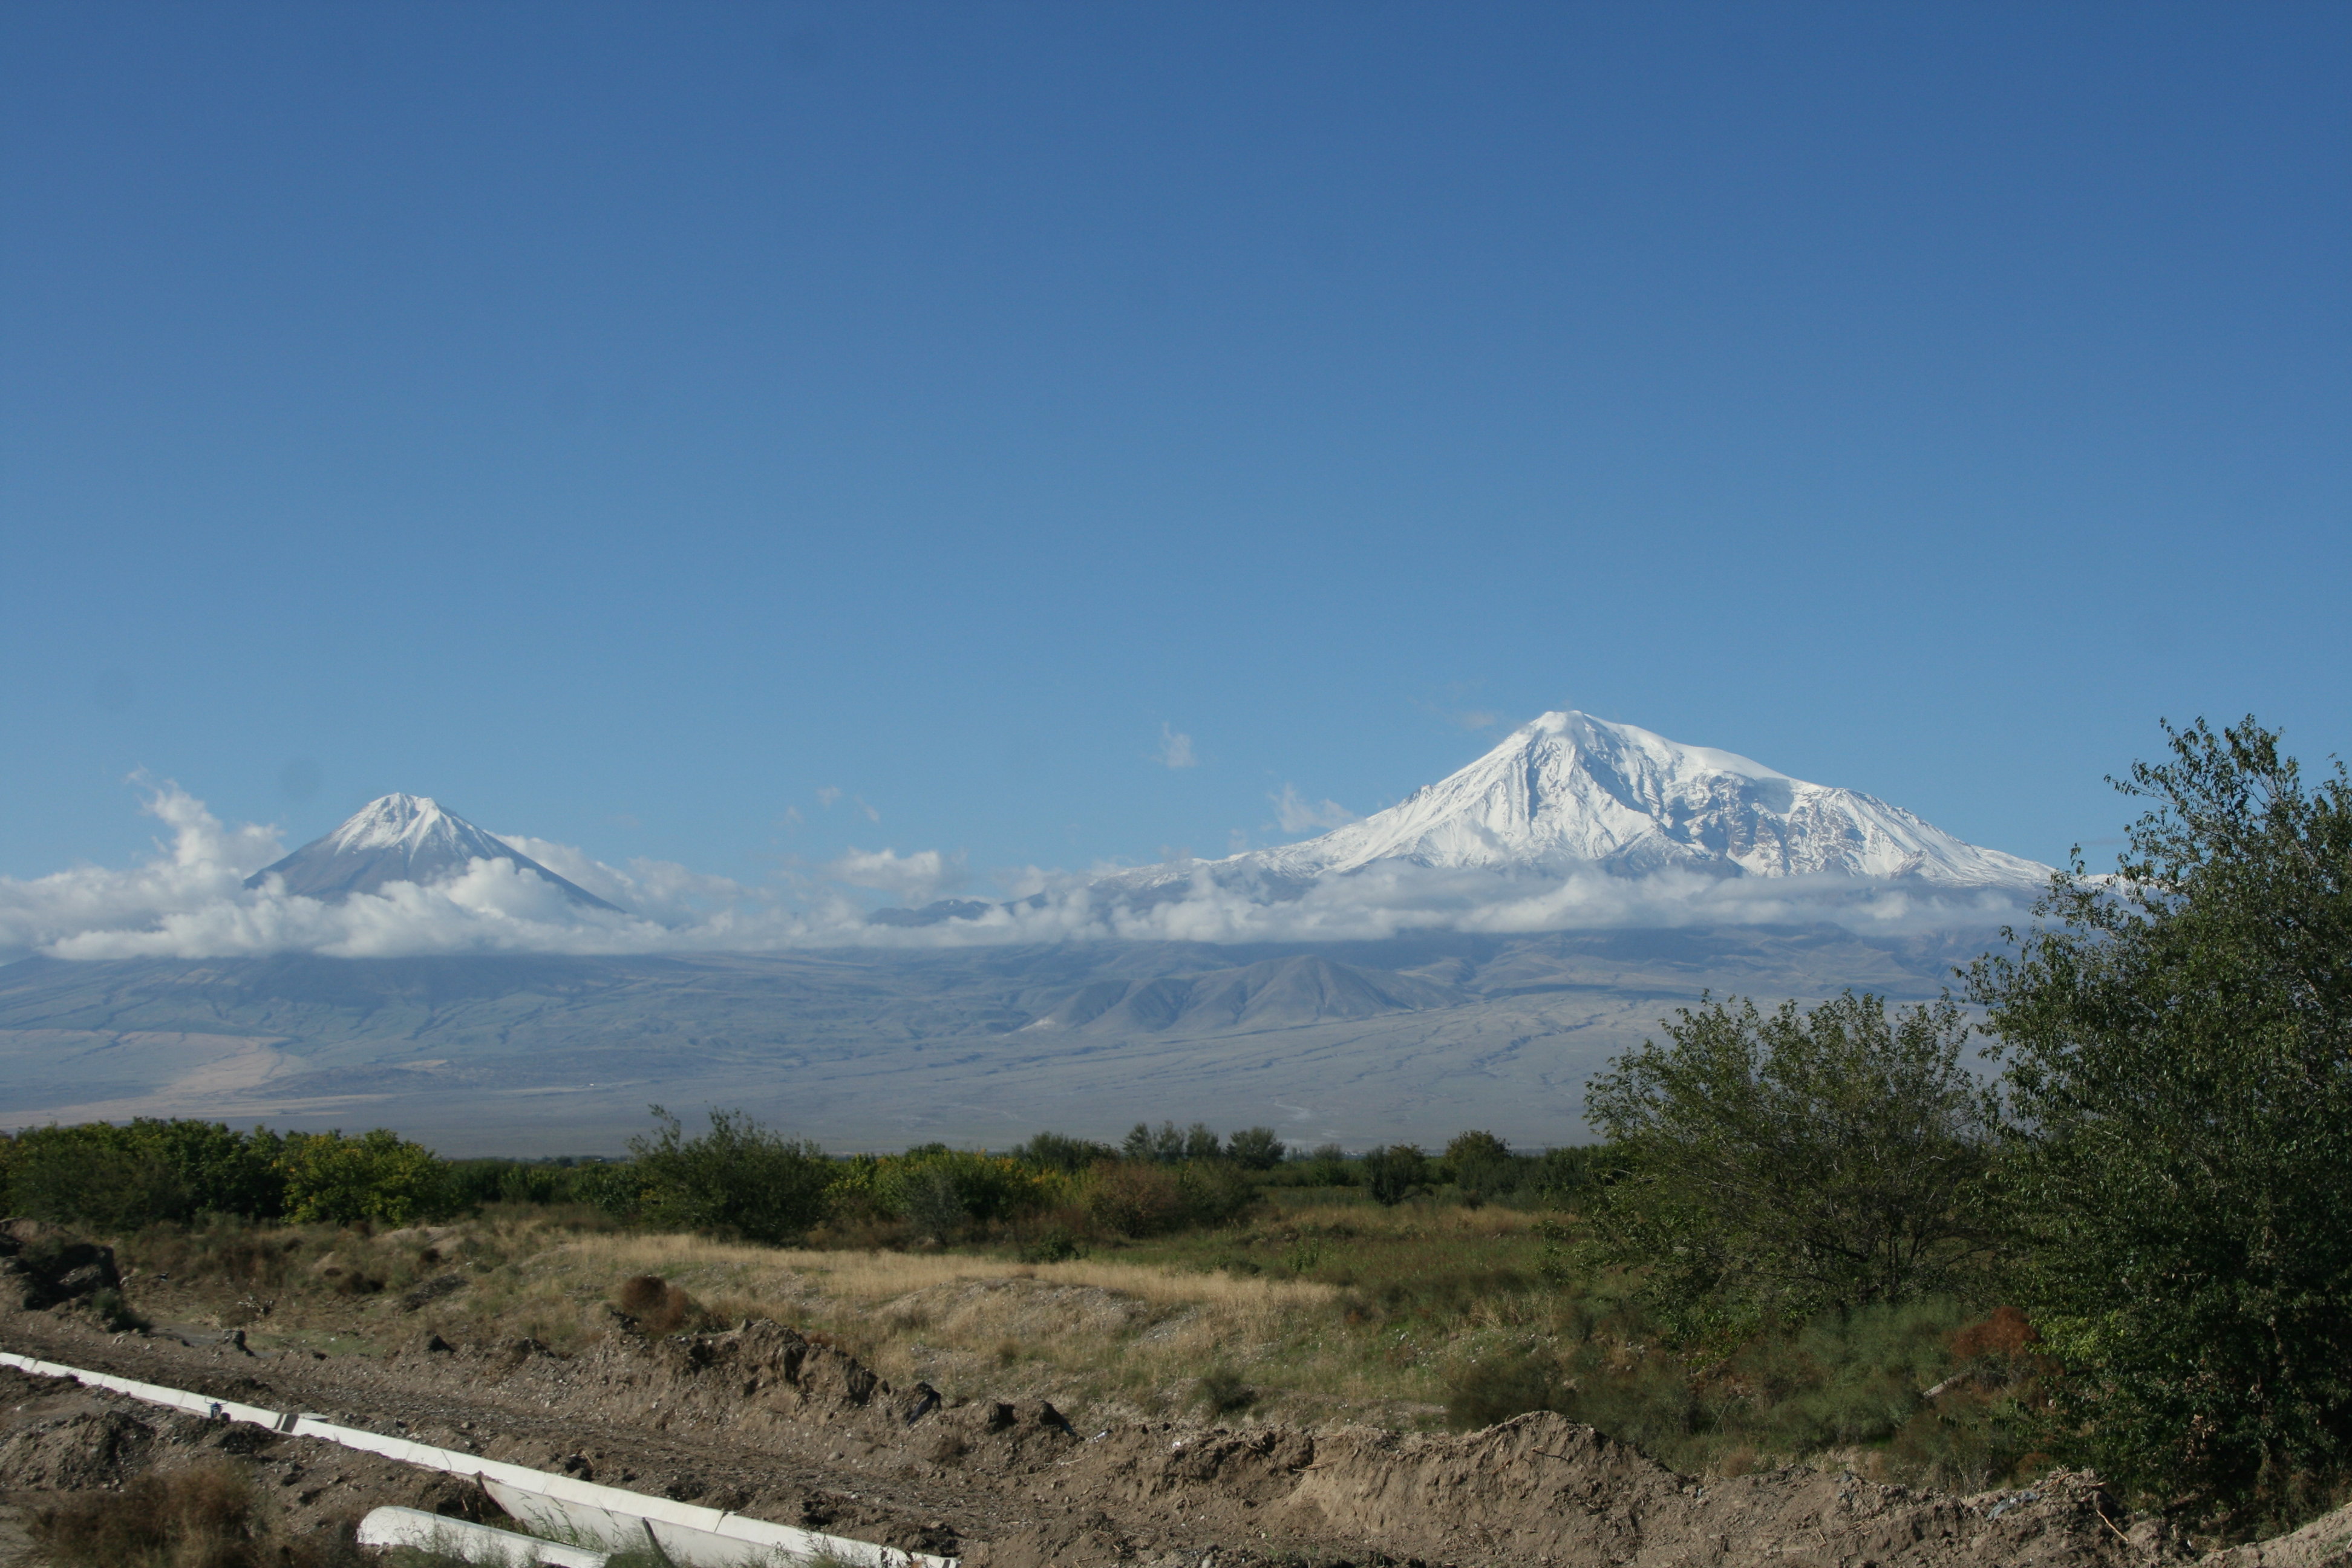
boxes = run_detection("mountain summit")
[244,794,624,910]
[1105,711,2047,898]
[1263,711,2045,883]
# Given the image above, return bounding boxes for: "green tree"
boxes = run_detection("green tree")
[629,1106,834,1245]
[130,1119,285,1218]
[1444,1130,1515,1206]
[279,1129,454,1224]
[7,1123,189,1230]
[1968,717,2352,1525]
[1224,1126,1287,1171]
[1583,991,2000,1338]
[1012,1131,1116,1172]
[1362,1144,1427,1206]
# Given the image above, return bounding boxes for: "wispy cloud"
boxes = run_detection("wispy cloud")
[1270,783,1357,834]
[1410,682,1509,732]
[1157,722,1198,769]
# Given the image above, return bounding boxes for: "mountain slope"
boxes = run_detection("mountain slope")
[0,928,1982,1151]
[244,794,624,910]
[1108,711,2047,897]
[1021,953,1466,1035]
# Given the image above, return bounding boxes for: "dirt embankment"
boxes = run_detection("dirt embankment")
[1,1301,2340,1568]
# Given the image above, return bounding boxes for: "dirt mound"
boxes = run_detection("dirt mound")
[0,1401,158,1490]
[961,1410,2160,1568]
[2206,1500,2352,1568]
[0,1221,120,1312]
[572,1317,888,1426]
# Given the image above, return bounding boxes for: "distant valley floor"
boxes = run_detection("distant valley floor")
[0,927,1991,1154]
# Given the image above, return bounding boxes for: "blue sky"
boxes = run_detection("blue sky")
[5,2,2348,895]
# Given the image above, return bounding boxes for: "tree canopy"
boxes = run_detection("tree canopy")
[1583,990,2000,1338]
[1968,716,2352,1524]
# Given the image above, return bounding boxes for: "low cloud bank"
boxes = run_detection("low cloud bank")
[0,782,2037,964]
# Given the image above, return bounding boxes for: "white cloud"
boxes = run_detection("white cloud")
[823,846,969,906]
[815,786,841,808]
[0,780,2033,964]
[1157,723,1198,769]
[1271,783,1357,834]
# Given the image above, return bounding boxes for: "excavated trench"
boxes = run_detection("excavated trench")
[4,1298,2300,1568]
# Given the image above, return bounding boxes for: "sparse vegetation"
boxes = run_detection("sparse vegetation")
[28,1461,364,1567]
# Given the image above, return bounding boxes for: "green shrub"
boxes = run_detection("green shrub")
[1122,1120,1223,1163]
[1225,1127,1287,1170]
[279,1129,455,1225]
[1362,1145,1427,1206]
[1272,1143,1357,1187]
[569,1159,645,1219]
[1083,1160,1189,1236]
[1446,1346,1569,1431]
[2,1119,291,1232]
[88,1286,149,1334]
[1582,991,2001,1338]
[878,1149,1054,1230]
[1011,1131,1117,1172]
[1194,1365,1256,1416]
[629,1106,833,1245]
[1529,1144,1605,1204]
[1445,1131,1516,1206]
[1017,1228,1083,1263]
[442,1155,613,1209]
[1174,1158,1257,1229]
[9,1128,189,1230]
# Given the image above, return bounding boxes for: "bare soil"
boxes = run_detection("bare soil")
[11,1296,2330,1568]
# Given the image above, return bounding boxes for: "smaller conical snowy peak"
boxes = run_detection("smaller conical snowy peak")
[246,794,624,910]
[1227,711,2048,887]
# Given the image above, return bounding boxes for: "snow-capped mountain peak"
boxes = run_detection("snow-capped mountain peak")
[325,793,503,859]
[1245,711,2046,884]
[246,794,624,910]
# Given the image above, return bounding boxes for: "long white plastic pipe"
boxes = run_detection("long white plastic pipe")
[0,1350,955,1568]
[356,1505,610,1567]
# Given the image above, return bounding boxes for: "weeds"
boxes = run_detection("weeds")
[615,1272,697,1334]
[1437,1296,2048,1489]
[89,1284,150,1333]
[29,1461,364,1567]
[1195,1366,1257,1417]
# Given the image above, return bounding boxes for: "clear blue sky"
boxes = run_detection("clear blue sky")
[5,2,2348,892]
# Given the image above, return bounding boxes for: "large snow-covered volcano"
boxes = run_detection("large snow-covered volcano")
[1105,711,2047,899]
[244,794,624,910]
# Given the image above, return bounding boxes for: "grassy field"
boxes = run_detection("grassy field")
[111,1184,2042,1492]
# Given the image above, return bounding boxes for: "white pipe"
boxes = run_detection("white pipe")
[0,1350,953,1568]
[357,1505,610,1567]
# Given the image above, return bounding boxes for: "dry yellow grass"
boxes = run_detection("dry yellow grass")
[562,1230,1339,1313]
[211,1200,1535,1428]
[359,1221,1379,1426]
[539,1232,1348,1419]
